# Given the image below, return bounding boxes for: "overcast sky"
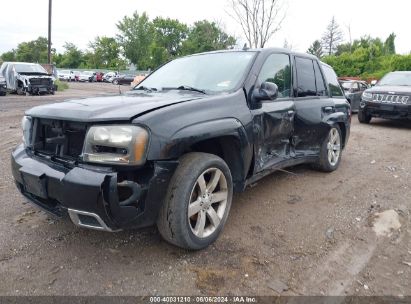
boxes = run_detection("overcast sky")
[0,0,409,55]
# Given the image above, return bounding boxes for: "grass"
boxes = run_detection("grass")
[54,79,69,92]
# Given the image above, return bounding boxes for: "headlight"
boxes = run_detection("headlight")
[21,116,32,147]
[362,92,373,101]
[83,125,149,166]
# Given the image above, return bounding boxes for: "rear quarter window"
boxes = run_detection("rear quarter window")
[321,64,344,97]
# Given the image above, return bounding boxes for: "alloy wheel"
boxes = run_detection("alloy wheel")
[327,128,341,166]
[188,168,228,238]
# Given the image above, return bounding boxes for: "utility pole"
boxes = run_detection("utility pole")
[48,0,52,64]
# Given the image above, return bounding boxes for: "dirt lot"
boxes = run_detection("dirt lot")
[0,82,410,296]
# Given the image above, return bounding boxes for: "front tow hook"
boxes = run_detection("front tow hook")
[117,181,142,206]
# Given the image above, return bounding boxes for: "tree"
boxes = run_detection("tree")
[152,17,189,57]
[88,36,126,69]
[182,20,236,55]
[322,17,344,56]
[384,33,396,55]
[228,0,286,48]
[283,39,292,50]
[1,51,16,62]
[58,43,84,68]
[117,12,154,70]
[15,37,51,63]
[307,40,323,58]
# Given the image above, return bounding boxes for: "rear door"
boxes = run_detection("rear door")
[292,56,334,157]
[251,52,295,171]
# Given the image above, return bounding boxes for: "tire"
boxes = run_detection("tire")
[358,109,372,124]
[113,80,119,85]
[313,125,343,172]
[157,152,233,250]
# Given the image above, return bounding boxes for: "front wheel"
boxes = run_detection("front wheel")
[314,125,343,172]
[157,153,233,250]
[358,109,372,124]
[113,80,119,85]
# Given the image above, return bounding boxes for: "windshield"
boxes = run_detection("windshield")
[340,82,353,90]
[137,52,256,93]
[379,72,411,86]
[14,63,47,74]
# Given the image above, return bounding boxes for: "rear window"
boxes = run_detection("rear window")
[321,64,344,97]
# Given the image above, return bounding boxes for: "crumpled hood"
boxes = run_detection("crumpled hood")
[26,91,205,122]
[367,85,411,95]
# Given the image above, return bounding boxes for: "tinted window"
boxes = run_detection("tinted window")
[321,64,344,97]
[314,61,327,96]
[360,83,368,90]
[257,53,291,98]
[295,57,316,97]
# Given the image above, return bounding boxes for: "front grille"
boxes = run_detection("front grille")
[31,119,87,160]
[372,94,410,105]
[29,78,52,86]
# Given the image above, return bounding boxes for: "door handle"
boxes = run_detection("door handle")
[287,110,295,116]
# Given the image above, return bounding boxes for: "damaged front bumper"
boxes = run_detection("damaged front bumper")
[11,145,178,232]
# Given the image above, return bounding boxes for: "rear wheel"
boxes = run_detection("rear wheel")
[314,125,342,172]
[358,109,372,124]
[113,79,119,85]
[157,152,233,250]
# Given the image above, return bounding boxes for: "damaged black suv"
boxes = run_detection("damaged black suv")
[11,49,351,250]
[358,71,411,123]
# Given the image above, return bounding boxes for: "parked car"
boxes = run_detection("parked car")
[92,72,104,82]
[0,75,6,96]
[103,72,118,83]
[78,71,95,82]
[73,71,81,82]
[359,71,411,123]
[58,70,75,82]
[131,74,147,87]
[339,79,369,112]
[112,74,135,85]
[11,49,350,250]
[0,62,54,95]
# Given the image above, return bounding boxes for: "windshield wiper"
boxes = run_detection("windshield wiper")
[163,85,206,94]
[134,86,157,92]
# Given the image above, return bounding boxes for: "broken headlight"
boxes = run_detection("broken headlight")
[83,125,149,166]
[21,116,32,148]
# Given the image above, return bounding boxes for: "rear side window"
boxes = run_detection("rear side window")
[321,64,344,97]
[295,57,316,97]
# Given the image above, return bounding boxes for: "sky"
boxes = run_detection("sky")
[0,0,410,55]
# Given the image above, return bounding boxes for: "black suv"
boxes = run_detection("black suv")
[359,71,411,123]
[11,49,351,250]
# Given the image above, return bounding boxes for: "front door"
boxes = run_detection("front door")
[252,53,295,172]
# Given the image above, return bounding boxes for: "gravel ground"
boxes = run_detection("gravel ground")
[0,82,410,296]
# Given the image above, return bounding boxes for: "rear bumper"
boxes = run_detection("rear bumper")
[11,145,178,231]
[361,101,411,119]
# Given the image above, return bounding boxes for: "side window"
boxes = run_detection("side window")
[314,61,327,96]
[257,53,291,98]
[321,64,344,97]
[295,57,316,97]
[360,83,368,90]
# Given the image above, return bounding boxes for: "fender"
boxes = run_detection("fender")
[324,110,351,148]
[147,118,253,185]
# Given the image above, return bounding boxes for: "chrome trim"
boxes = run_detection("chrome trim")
[68,209,119,232]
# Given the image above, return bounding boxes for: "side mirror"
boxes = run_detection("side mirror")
[252,82,279,103]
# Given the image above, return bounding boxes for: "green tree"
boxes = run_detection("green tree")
[15,37,51,63]
[384,33,396,55]
[181,20,236,55]
[117,11,154,70]
[307,40,323,58]
[152,17,188,57]
[88,36,126,69]
[1,50,16,62]
[58,43,84,68]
